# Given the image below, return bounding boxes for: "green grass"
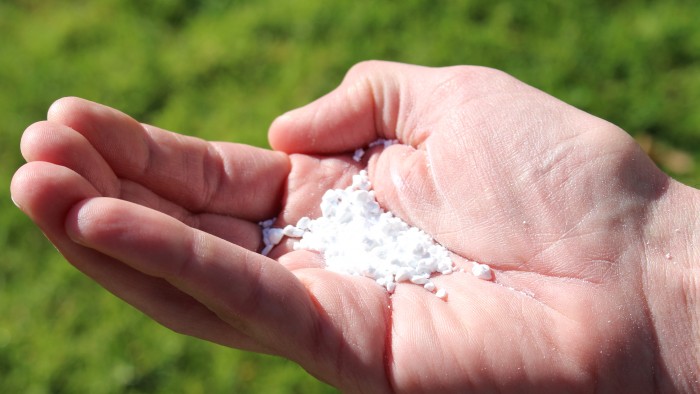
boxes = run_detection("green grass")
[1,0,699,392]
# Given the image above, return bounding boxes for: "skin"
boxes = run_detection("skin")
[10,61,700,393]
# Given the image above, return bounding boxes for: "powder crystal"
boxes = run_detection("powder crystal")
[352,139,397,162]
[471,263,493,280]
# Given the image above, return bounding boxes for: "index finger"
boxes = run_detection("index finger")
[48,97,290,220]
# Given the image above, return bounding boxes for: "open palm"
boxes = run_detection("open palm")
[11,62,681,392]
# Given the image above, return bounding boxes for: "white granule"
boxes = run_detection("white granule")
[352,148,365,162]
[260,164,494,297]
[471,263,493,280]
[435,288,447,299]
[352,139,398,162]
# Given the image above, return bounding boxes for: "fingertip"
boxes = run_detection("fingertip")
[10,162,101,226]
[268,105,328,153]
[267,111,297,152]
[18,120,121,198]
[47,97,98,137]
[20,120,76,162]
[47,97,136,139]
[10,162,61,209]
[47,96,87,120]
[19,121,50,161]
[10,163,35,212]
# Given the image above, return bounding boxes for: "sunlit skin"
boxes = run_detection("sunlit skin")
[11,61,699,393]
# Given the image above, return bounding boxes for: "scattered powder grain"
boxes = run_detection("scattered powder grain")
[471,263,493,281]
[352,139,397,162]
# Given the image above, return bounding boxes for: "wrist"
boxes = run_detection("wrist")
[643,179,700,391]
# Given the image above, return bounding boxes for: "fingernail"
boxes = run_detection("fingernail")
[275,107,305,125]
[10,195,21,209]
[274,112,294,126]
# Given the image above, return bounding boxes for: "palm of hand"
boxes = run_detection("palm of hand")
[12,65,667,393]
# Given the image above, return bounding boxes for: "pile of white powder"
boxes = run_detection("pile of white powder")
[260,143,493,298]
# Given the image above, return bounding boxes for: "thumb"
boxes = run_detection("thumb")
[268,61,432,154]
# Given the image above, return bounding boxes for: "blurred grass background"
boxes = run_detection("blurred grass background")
[1,0,699,392]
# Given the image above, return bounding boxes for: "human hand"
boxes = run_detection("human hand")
[11,62,699,392]
[271,62,700,392]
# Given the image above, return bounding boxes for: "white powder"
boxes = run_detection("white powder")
[293,169,458,294]
[260,168,493,297]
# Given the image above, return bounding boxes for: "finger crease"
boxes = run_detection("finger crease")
[200,143,227,212]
